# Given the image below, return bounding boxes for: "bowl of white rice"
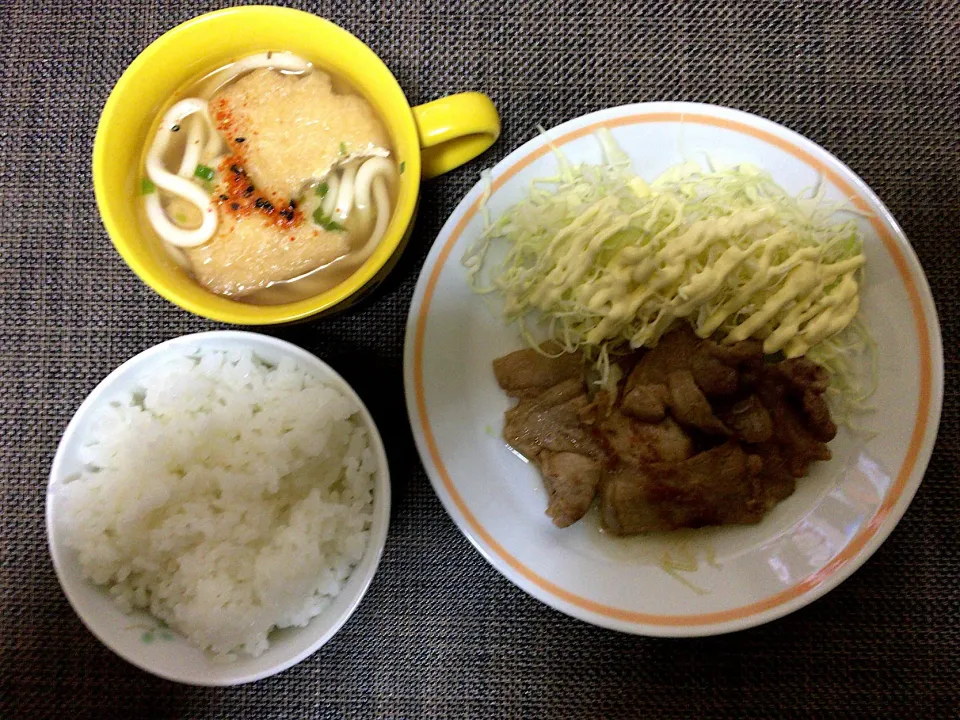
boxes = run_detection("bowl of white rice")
[46,331,390,685]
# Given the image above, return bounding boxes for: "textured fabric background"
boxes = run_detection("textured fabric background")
[1,0,957,717]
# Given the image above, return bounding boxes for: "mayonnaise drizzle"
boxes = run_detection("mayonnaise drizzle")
[465,136,867,361]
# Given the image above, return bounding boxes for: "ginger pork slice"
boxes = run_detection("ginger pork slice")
[210,69,391,200]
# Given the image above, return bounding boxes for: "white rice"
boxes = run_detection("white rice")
[57,348,376,659]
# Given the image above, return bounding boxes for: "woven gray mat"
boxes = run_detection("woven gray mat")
[2,0,958,717]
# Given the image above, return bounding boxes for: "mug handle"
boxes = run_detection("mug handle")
[412,92,500,180]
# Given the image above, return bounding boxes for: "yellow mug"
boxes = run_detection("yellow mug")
[93,6,500,324]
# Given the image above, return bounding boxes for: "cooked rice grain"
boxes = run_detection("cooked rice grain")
[57,349,376,659]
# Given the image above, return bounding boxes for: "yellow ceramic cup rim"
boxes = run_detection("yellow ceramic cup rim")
[94,6,423,325]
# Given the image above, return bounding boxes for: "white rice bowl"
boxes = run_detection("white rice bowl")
[55,348,376,660]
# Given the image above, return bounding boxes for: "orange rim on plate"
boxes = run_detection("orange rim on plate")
[412,111,935,628]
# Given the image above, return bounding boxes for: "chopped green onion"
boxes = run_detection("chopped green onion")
[315,182,329,198]
[174,212,188,224]
[399,161,406,175]
[140,178,155,195]
[194,164,215,182]
[339,141,347,156]
[312,206,346,232]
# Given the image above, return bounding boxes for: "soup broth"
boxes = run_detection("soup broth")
[139,52,399,305]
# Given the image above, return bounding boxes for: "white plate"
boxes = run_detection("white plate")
[403,102,943,636]
[47,331,391,684]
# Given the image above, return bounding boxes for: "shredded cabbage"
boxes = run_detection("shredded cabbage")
[465,129,875,418]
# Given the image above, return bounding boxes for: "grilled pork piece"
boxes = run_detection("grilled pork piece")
[719,395,773,444]
[492,344,584,397]
[493,325,838,533]
[539,451,602,528]
[502,378,601,461]
[597,412,694,465]
[665,369,730,435]
[599,442,765,534]
[621,383,670,422]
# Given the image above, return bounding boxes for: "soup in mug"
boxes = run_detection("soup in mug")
[139,52,399,305]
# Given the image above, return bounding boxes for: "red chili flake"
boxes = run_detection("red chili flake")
[215,154,305,230]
